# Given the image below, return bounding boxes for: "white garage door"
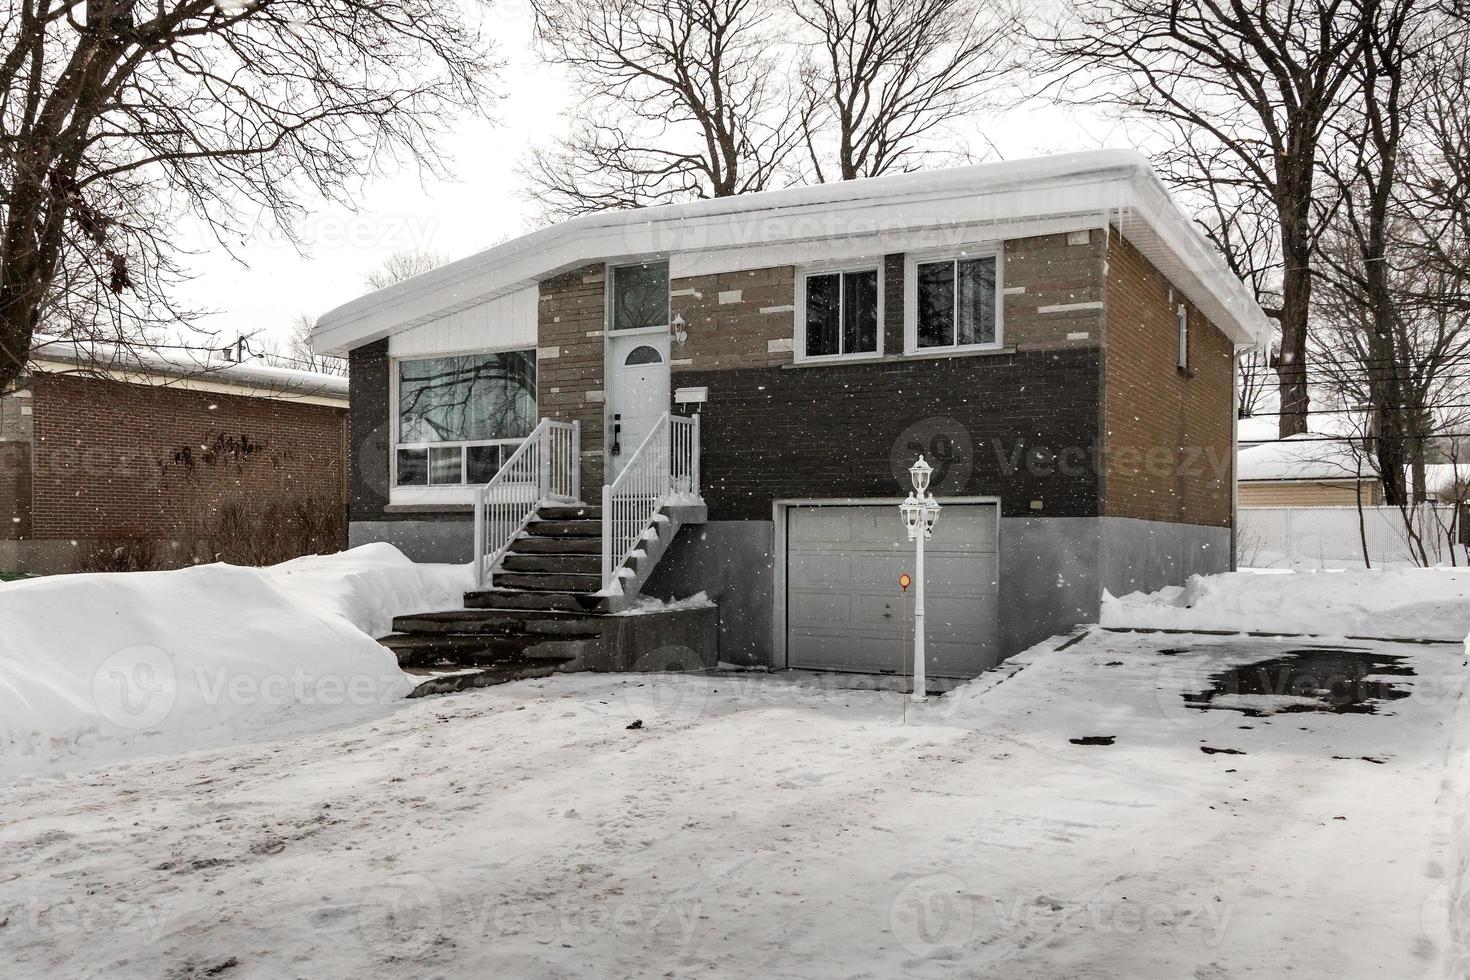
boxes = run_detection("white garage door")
[785,503,1000,678]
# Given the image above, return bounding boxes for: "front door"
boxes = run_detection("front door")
[606,333,671,481]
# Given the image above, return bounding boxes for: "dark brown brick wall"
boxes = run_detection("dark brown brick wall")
[539,263,608,491]
[0,442,30,540]
[348,339,392,522]
[679,347,1102,520]
[31,373,347,545]
[1103,235,1234,527]
[670,266,796,372]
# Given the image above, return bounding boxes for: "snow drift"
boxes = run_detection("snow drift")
[0,544,469,766]
[1101,568,1470,640]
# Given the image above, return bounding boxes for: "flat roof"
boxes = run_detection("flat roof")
[28,336,349,404]
[313,149,1272,355]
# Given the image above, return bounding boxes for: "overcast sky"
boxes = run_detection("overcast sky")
[171,5,1148,357]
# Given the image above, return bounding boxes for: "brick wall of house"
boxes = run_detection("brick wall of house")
[348,339,392,523]
[674,348,1102,521]
[539,263,608,491]
[1102,235,1235,527]
[1003,231,1107,351]
[30,372,348,564]
[670,266,797,373]
[0,383,33,541]
[665,231,1106,375]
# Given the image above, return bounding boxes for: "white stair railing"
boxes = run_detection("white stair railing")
[472,418,580,588]
[600,412,700,593]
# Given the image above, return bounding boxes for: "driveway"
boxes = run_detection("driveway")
[0,630,1463,979]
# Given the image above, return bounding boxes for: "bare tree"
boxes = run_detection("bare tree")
[1031,0,1372,437]
[525,0,800,217]
[790,0,1016,181]
[1313,2,1466,505]
[278,314,346,376]
[364,249,451,291]
[0,0,499,395]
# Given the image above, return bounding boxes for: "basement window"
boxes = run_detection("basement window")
[393,350,537,487]
[797,267,881,361]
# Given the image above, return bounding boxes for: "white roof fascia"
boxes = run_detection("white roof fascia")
[313,150,1272,355]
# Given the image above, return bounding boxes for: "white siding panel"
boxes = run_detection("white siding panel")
[388,286,538,357]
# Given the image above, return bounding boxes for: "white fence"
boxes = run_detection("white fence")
[1238,504,1467,568]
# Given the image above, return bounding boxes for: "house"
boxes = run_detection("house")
[1238,434,1383,507]
[0,338,349,575]
[313,150,1271,678]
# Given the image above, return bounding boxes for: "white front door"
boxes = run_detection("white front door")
[606,332,671,481]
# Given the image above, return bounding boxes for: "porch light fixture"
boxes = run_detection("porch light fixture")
[672,313,688,346]
[899,455,941,703]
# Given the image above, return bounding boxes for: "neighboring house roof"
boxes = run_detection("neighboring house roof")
[312,150,1273,356]
[27,336,349,406]
[1237,435,1371,483]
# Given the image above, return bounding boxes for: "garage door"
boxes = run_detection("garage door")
[785,504,1000,678]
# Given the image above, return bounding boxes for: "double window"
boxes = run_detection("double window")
[394,350,537,487]
[911,252,1005,352]
[910,252,1001,352]
[798,267,880,360]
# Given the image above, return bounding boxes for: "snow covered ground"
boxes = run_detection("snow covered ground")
[2,627,1465,979]
[1103,567,1470,640]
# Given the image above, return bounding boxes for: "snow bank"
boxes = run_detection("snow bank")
[0,544,471,766]
[1101,568,1470,640]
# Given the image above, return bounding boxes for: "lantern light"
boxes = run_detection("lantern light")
[909,455,933,494]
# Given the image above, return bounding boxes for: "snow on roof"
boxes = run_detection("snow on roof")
[28,335,349,401]
[1237,434,1370,482]
[313,149,1272,355]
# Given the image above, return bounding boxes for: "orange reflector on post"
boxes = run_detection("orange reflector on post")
[899,573,911,591]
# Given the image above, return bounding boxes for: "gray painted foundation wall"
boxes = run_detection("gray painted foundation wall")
[644,514,1230,669]
[349,512,1229,670]
[350,519,474,564]
[641,521,775,667]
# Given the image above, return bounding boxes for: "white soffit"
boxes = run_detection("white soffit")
[313,150,1271,355]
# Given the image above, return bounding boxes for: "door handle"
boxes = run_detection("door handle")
[611,413,622,456]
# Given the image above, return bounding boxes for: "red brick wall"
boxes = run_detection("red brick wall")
[1103,235,1235,527]
[30,373,347,559]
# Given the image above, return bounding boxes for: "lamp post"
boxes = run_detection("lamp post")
[899,455,941,702]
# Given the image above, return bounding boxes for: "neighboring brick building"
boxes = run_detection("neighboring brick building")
[0,342,349,575]
[316,151,1270,673]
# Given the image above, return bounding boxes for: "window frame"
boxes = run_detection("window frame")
[388,347,539,491]
[903,244,1005,355]
[794,261,885,364]
[606,259,672,336]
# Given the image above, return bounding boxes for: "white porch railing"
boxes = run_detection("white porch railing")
[600,412,700,593]
[472,418,580,588]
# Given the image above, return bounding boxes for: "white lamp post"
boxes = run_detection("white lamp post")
[899,455,941,702]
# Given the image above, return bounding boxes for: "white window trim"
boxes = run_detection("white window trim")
[903,244,1005,355]
[605,259,672,335]
[794,262,885,363]
[388,346,538,498]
